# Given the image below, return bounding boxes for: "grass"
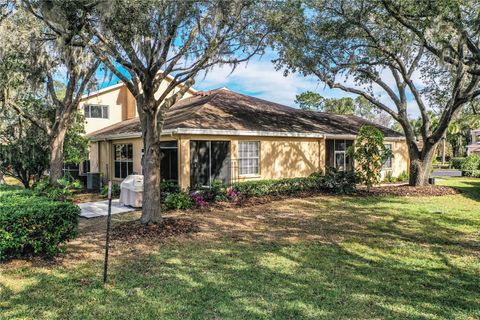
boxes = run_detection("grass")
[1,177,479,319]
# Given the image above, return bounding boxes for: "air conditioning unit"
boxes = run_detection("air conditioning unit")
[87,172,101,191]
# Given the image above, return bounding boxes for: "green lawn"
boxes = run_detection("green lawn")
[1,178,479,319]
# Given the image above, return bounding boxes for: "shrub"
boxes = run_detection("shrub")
[348,125,391,191]
[322,168,357,194]
[397,171,409,182]
[383,171,397,183]
[100,183,121,198]
[163,192,194,210]
[449,157,465,170]
[160,180,181,194]
[0,192,79,260]
[232,176,320,198]
[460,155,480,176]
[190,192,208,207]
[33,177,82,201]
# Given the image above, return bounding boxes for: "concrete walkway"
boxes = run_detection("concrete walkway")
[79,199,137,218]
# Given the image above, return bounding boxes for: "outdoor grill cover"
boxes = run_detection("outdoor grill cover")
[120,175,144,207]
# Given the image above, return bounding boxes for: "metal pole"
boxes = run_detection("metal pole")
[103,181,113,284]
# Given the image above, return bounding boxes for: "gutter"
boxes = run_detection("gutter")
[89,128,405,142]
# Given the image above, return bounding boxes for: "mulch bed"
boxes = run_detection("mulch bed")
[111,218,198,242]
[357,185,460,197]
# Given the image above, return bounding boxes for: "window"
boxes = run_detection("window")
[114,144,133,179]
[84,104,109,119]
[383,143,393,169]
[82,159,91,174]
[326,139,353,171]
[239,141,259,176]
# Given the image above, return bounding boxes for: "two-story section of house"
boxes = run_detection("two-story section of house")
[467,129,480,155]
[78,76,196,177]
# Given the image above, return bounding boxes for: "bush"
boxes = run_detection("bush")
[163,192,194,210]
[100,183,121,198]
[232,175,321,198]
[0,191,79,260]
[397,171,409,182]
[383,171,397,183]
[322,168,357,194]
[450,157,465,170]
[460,155,480,176]
[33,177,82,201]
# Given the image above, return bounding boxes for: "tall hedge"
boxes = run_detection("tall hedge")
[0,190,80,260]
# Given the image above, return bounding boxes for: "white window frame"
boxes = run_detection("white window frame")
[332,139,352,171]
[84,104,109,119]
[114,144,133,179]
[238,141,260,176]
[383,143,393,170]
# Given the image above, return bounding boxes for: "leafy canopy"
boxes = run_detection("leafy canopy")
[348,125,392,191]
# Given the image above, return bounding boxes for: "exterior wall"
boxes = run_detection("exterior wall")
[80,81,195,135]
[80,85,135,135]
[90,134,409,189]
[177,134,325,189]
[381,140,410,179]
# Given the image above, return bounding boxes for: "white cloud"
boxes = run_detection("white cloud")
[195,57,342,107]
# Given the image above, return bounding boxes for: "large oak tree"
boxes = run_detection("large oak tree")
[273,0,480,185]
[33,0,275,224]
[2,3,99,185]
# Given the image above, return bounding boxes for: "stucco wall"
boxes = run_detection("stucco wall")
[80,81,195,135]
[381,139,410,179]
[90,134,409,188]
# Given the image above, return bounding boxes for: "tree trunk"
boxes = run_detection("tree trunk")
[408,144,436,186]
[49,126,67,186]
[140,114,162,225]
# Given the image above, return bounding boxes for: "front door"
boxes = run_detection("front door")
[190,141,231,187]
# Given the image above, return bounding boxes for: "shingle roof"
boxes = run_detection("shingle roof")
[88,88,403,139]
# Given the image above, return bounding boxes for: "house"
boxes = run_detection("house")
[80,84,409,190]
[466,129,480,155]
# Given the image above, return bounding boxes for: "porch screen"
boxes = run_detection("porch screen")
[326,139,353,171]
[114,144,133,179]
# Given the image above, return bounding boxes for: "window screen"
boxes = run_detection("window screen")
[238,141,259,175]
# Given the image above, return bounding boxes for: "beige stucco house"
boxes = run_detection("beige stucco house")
[466,129,480,155]
[79,83,409,190]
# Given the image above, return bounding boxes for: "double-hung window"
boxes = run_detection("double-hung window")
[84,104,109,119]
[238,141,260,176]
[114,144,133,179]
[383,143,393,169]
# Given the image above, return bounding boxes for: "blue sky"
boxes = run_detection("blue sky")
[97,50,422,117]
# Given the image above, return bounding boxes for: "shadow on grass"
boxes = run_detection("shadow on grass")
[1,240,478,320]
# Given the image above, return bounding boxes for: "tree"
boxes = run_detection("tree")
[295,91,392,126]
[7,3,100,185]
[34,0,275,224]
[0,101,50,188]
[348,125,392,192]
[273,0,480,186]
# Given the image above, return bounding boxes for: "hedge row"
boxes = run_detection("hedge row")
[0,189,80,260]
[232,170,357,198]
[449,155,480,177]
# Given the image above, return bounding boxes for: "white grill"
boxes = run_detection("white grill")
[119,175,143,208]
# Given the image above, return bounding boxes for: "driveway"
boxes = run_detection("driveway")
[432,169,462,177]
[78,199,137,218]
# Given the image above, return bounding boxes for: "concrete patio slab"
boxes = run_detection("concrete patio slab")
[79,199,138,218]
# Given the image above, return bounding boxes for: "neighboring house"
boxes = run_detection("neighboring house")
[84,87,409,190]
[466,129,480,155]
